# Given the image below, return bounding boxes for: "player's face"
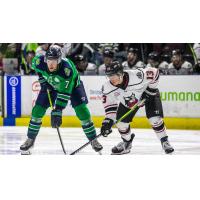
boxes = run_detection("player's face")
[127,52,137,62]
[47,59,58,72]
[108,74,123,86]
[77,61,88,72]
[26,52,35,64]
[148,59,154,65]
[148,59,159,68]
[42,44,49,51]
[104,57,113,66]
[172,55,181,66]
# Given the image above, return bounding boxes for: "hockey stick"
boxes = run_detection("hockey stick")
[70,99,146,155]
[47,89,67,155]
[188,43,198,64]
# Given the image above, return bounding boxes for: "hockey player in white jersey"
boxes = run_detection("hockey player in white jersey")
[100,61,174,155]
[74,54,98,75]
[168,49,193,75]
[146,52,160,69]
[98,47,114,75]
[122,47,145,70]
[158,53,171,75]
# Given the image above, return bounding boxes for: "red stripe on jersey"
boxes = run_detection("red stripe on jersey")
[152,69,159,83]
[104,104,118,109]
[106,112,117,115]
[155,127,166,133]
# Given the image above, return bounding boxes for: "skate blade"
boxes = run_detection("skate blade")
[21,150,31,155]
[20,144,34,155]
[111,150,131,155]
[21,147,33,155]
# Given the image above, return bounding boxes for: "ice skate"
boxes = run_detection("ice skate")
[20,138,35,155]
[91,139,103,154]
[111,133,135,155]
[162,140,174,154]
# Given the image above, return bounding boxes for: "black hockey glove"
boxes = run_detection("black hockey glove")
[101,118,114,137]
[51,109,62,128]
[40,82,54,91]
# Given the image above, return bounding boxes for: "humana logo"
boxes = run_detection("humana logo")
[160,92,200,101]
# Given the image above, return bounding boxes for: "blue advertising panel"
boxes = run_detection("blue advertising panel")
[6,76,21,117]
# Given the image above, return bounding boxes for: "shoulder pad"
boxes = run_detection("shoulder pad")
[126,70,144,86]
[61,58,75,77]
[136,61,145,68]
[32,55,45,71]
[61,58,71,67]
[168,63,174,69]
[182,61,192,68]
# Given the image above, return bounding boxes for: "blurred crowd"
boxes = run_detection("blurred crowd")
[0,43,200,76]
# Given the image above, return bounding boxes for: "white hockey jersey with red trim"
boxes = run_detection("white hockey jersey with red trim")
[101,67,159,120]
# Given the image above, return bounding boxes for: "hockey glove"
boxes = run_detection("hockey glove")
[51,109,62,128]
[101,118,114,137]
[41,82,54,92]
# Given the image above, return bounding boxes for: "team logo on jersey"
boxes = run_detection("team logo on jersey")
[48,76,53,84]
[54,77,60,83]
[64,68,71,77]
[114,92,120,97]
[124,93,138,108]
[47,76,60,88]
[136,72,142,79]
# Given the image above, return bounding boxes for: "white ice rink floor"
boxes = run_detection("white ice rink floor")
[0,126,200,155]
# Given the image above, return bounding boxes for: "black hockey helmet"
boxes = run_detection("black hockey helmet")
[172,49,182,56]
[128,47,139,54]
[161,53,171,63]
[74,54,86,63]
[103,47,114,58]
[148,51,160,62]
[183,53,194,64]
[105,61,123,76]
[45,45,62,63]
[73,54,88,72]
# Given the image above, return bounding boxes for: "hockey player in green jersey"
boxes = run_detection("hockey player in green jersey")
[20,45,103,154]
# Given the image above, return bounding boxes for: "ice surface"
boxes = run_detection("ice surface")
[0,126,200,155]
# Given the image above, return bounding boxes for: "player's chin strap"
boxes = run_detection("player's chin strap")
[70,98,146,155]
[47,89,67,155]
